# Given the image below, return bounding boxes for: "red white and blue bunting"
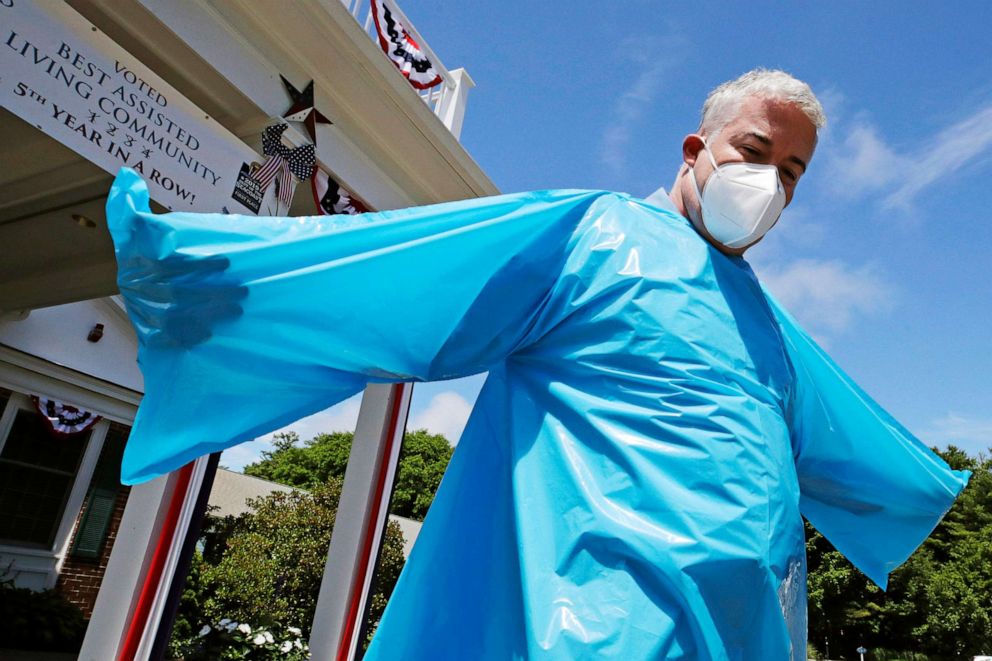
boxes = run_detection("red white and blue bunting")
[370,0,443,90]
[32,396,101,436]
[312,168,370,216]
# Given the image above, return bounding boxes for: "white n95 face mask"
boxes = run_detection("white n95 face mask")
[688,141,786,250]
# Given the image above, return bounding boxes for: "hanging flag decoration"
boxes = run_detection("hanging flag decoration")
[280,76,332,142]
[32,396,101,436]
[312,168,370,216]
[253,123,316,207]
[370,0,443,90]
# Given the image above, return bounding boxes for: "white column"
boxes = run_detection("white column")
[437,68,476,141]
[79,457,212,660]
[77,473,176,660]
[308,383,412,660]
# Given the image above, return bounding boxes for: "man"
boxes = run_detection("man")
[107,69,968,659]
[653,69,821,256]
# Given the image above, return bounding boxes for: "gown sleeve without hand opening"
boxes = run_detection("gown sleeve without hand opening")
[106,168,613,483]
[766,294,971,588]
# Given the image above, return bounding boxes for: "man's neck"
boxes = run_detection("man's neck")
[668,168,690,219]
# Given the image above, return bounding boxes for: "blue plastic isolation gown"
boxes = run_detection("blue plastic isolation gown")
[106,168,969,660]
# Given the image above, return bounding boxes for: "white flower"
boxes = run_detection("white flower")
[287,626,302,636]
[198,625,211,637]
[253,633,267,646]
[294,639,304,650]
[238,623,252,635]
[264,631,274,644]
[280,641,293,653]
[219,618,231,626]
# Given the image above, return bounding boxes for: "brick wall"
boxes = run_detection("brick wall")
[56,486,130,618]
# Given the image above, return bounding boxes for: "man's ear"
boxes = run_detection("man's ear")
[682,134,705,167]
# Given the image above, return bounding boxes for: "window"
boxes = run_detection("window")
[0,399,92,548]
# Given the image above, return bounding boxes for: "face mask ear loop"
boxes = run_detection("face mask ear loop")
[700,137,720,171]
[689,138,719,203]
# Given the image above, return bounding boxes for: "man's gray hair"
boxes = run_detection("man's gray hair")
[700,68,826,137]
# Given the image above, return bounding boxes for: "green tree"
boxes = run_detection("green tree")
[390,429,455,520]
[806,521,884,655]
[245,428,454,520]
[882,446,992,657]
[806,445,992,659]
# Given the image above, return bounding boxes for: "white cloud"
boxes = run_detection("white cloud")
[918,412,992,456]
[267,396,363,440]
[884,103,992,209]
[220,439,274,473]
[600,36,684,176]
[824,122,904,197]
[747,204,827,259]
[819,101,992,209]
[220,395,362,471]
[813,86,847,134]
[408,390,472,446]
[756,258,893,339]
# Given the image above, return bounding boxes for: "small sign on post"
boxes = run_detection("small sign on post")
[857,645,867,661]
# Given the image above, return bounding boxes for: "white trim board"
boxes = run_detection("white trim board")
[0,345,140,423]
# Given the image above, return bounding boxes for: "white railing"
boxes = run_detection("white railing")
[342,0,473,139]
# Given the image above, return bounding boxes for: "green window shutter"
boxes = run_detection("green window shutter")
[72,488,118,559]
[71,423,129,559]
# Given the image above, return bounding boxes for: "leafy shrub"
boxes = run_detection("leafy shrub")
[0,580,86,652]
[169,477,406,656]
[868,649,932,661]
[169,617,309,660]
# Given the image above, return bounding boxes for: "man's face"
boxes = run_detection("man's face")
[676,96,818,255]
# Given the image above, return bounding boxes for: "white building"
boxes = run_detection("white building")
[0,1,493,657]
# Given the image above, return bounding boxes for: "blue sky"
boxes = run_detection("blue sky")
[223,1,991,469]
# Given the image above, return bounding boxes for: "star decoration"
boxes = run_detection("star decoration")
[280,75,332,142]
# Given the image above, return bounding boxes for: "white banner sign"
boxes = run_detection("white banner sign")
[0,0,271,213]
